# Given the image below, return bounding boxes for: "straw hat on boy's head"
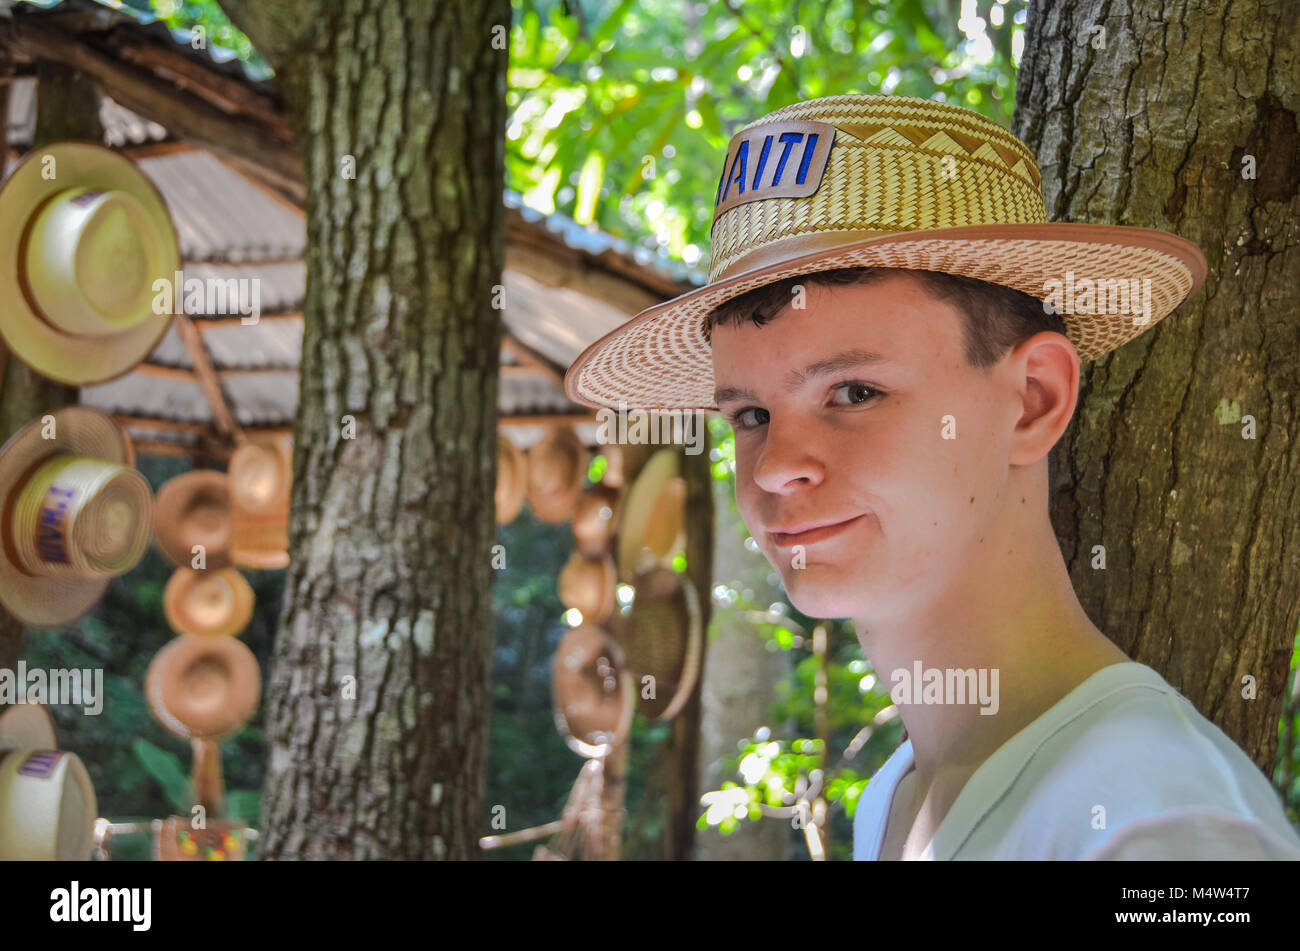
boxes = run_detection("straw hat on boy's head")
[0,141,179,385]
[565,94,1207,411]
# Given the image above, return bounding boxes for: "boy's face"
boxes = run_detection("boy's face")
[711,272,1030,622]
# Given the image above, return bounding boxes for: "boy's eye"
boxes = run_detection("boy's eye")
[734,407,770,430]
[830,382,880,406]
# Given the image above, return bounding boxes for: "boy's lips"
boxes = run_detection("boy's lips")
[768,514,867,547]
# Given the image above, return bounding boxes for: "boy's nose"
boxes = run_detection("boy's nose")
[750,420,826,494]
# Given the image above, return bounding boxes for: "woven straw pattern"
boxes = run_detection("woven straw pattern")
[574,237,1195,410]
[12,455,151,577]
[567,94,1203,412]
[711,95,1047,280]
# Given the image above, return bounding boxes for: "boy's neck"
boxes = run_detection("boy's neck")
[852,491,1130,790]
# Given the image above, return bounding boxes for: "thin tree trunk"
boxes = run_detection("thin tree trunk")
[221,0,510,859]
[0,65,101,675]
[663,435,713,860]
[1014,0,1300,770]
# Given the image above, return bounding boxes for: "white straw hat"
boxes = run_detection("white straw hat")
[0,142,180,385]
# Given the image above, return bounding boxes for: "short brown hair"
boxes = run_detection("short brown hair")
[705,267,1068,370]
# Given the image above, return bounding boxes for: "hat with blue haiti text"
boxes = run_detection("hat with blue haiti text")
[564,94,1207,411]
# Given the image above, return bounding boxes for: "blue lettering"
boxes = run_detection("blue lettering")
[795,133,820,185]
[721,139,750,202]
[770,132,803,187]
[751,135,773,191]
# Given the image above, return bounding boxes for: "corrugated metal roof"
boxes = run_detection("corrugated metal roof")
[135,154,306,263]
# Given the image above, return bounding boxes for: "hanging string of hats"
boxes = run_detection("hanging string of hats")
[0,141,280,860]
[484,423,704,859]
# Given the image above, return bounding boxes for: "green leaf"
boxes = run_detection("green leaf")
[132,738,190,812]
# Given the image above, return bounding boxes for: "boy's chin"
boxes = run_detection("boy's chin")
[778,566,866,621]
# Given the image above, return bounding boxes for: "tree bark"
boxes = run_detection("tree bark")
[1015,0,1300,770]
[0,64,101,675]
[219,0,510,858]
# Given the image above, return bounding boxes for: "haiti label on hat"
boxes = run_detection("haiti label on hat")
[713,120,836,216]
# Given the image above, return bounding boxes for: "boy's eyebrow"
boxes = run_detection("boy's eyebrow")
[714,348,889,407]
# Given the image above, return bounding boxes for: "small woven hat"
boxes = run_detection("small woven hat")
[571,484,620,557]
[163,566,254,638]
[557,550,617,623]
[496,433,528,525]
[608,568,702,721]
[229,434,291,570]
[0,142,179,385]
[565,94,1208,410]
[145,633,261,740]
[526,426,587,523]
[153,470,232,570]
[551,624,634,758]
[0,407,152,627]
[0,703,58,749]
[617,449,686,577]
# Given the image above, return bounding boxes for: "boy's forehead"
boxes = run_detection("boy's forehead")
[711,273,963,371]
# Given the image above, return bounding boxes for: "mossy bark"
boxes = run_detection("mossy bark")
[1015,0,1300,770]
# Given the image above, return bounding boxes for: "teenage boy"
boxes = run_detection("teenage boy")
[566,95,1300,860]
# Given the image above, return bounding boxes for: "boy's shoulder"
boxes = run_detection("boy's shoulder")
[967,662,1300,859]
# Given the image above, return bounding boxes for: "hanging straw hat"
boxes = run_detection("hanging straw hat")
[617,448,686,577]
[0,703,58,750]
[0,141,180,386]
[163,566,254,638]
[0,746,97,860]
[153,470,232,570]
[229,433,291,571]
[526,426,587,523]
[608,568,702,721]
[496,433,528,525]
[571,483,620,557]
[557,551,617,624]
[145,633,261,740]
[0,406,152,628]
[565,94,1207,410]
[551,624,634,758]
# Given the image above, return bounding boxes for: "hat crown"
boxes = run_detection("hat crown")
[9,454,152,579]
[24,187,166,338]
[708,94,1047,282]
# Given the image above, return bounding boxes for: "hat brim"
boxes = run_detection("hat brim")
[153,470,233,570]
[564,222,1208,410]
[0,407,134,628]
[162,566,254,638]
[0,142,179,386]
[0,702,58,749]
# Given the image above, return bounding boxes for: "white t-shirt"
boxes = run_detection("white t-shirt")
[852,661,1300,860]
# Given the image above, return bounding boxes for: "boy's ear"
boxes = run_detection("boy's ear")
[1008,331,1081,469]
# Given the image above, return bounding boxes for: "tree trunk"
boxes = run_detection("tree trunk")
[1014,0,1300,771]
[220,0,510,859]
[0,65,101,675]
[694,460,791,860]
